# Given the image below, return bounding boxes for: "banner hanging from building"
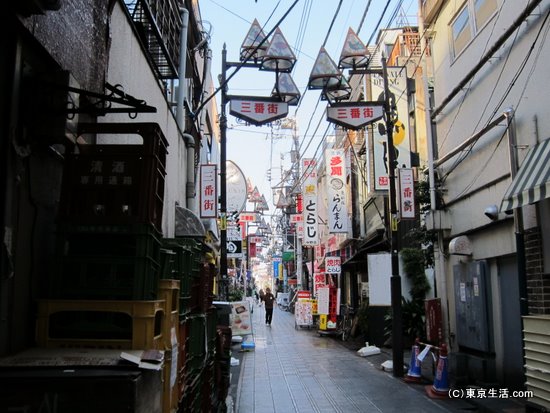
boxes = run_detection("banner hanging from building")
[370,67,411,191]
[302,158,319,246]
[325,149,348,233]
[200,164,217,218]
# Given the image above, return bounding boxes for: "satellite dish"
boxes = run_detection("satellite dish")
[226,160,248,213]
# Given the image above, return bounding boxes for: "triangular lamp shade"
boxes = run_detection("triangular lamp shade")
[240,19,269,62]
[272,72,301,105]
[261,28,296,72]
[308,47,343,89]
[339,27,369,68]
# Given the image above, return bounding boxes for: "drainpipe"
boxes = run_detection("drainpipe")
[176,7,188,133]
[183,133,196,211]
[504,108,528,316]
[418,2,449,347]
[176,8,196,211]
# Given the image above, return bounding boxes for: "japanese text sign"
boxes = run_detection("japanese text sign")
[325,149,348,233]
[200,164,217,218]
[326,102,384,129]
[302,158,319,246]
[229,98,288,126]
[398,168,415,219]
[325,256,341,274]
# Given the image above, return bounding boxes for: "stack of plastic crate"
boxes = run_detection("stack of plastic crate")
[51,223,162,300]
[59,123,168,232]
[39,123,170,351]
[52,123,168,301]
[158,279,180,413]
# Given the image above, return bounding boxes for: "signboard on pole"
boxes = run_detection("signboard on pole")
[325,149,348,233]
[370,67,411,191]
[326,102,384,129]
[226,240,242,258]
[398,168,415,219]
[229,98,288,126]
[200,164,217,218]
[239,212,257,223]
[302,158,319,246]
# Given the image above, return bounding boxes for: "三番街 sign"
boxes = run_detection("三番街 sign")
[229,98,288,126]
[326,102,383,130]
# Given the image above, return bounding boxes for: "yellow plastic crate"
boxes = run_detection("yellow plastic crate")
[158,280,180,351]
[35,299,165,350]
[158,279,180,315]
[163,347,179,413]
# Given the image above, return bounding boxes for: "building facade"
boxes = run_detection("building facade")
[423,0,550,392]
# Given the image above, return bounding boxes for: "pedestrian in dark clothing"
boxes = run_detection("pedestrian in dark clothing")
[263,287,275,325]
[259,288,265,307]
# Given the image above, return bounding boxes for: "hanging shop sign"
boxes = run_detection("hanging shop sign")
[273,255,282,279]
[326,102,384,130]
[370,67,411,191]
[325,149,348,233]
[302,158,319,246]
[229,97,288,126]
[226,240,242,258]
[239,212,257,223]
[200,164,217,218]
[397,168,415,219]
[290,214,303,223]
[325,256,341,274]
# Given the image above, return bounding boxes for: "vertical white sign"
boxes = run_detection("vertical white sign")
[302,158,319,246]
[325,149,348,233]
[317,287,330,315]
[370,67,411,190]
[398,168,415,219]
[200,164,217,218]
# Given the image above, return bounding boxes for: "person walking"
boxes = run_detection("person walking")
[263,287,275,326]
[258,288,265,307]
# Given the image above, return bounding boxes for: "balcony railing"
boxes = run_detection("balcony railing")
[124,0,182,79]
[388,29,428,66]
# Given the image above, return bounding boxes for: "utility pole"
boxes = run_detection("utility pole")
[219,44,228,300]
[382,56,403,378]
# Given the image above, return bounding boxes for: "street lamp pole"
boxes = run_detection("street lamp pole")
[219,44,229,300]
[382,56,403,377]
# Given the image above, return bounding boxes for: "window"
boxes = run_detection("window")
[451,6,472,56]
[474,0,498,29]
[450,0,498,58]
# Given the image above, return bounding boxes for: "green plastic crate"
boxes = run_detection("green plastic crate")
[56,223,162,263]
[52,255,160,300]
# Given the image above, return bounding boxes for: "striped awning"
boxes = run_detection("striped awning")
[501,138,550,212]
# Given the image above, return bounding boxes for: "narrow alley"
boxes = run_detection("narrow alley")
[230,305,474,413]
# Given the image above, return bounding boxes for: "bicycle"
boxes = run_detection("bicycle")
[339,305,354,341]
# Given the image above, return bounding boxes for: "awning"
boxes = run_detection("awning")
[501,138,550,212]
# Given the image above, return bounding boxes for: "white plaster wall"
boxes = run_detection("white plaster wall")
[430,0,550,251]
[102,3,189,237]
[428,0,550,381]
